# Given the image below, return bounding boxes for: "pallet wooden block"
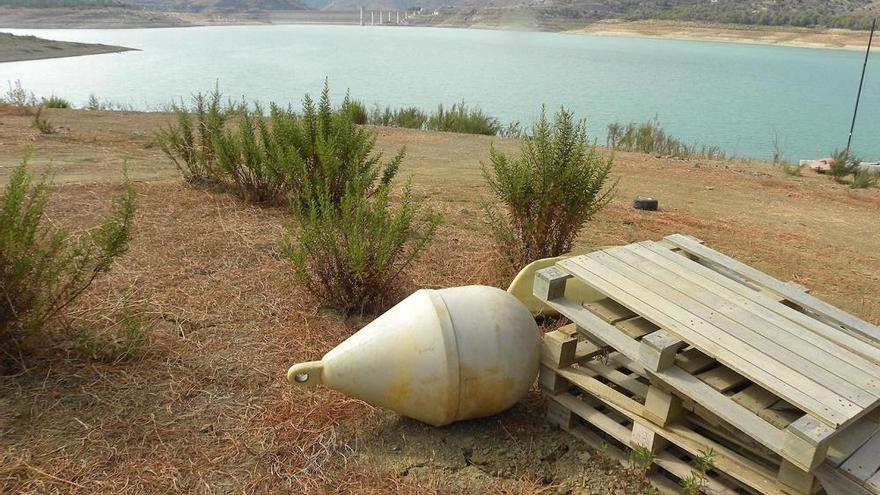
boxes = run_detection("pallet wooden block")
[536,235,880,495]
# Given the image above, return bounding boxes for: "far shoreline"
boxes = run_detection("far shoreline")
[1,12,874,63]
[568,20,873,52]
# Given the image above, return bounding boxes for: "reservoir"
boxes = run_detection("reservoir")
[2,24,877,160]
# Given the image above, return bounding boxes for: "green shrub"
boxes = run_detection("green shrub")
[341,97,368,125]
[829,148,862,182]
[212,103,298,204]
[0,159,136,360]
[42,95,70,109]
[852,169,879,189]
[283,181,440,315]
[483,107,616,268]
[606,118,725,160]
[364,102,512,136]
[156,89,230,184]
[86,93,109,111]
[31,106,55,134]
[287,86,405,211]
[427,102,501,135]
[499,121,524,138]
[281,86,440,315]
[368,105,428,129]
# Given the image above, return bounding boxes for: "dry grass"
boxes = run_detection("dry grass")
[1,109,878,493]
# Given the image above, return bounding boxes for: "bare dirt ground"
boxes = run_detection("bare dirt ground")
[573,20,874,51]
[0,108,878,493]
[0,32,133,63]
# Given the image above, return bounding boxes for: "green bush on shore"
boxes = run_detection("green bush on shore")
[41,96,70,109]
[155,83,441,315]
[156,88,231,184]
[1,158,136,364]
[427,102,501,135]
[483,106,616,269]
[280,85,440,315]
[606,119,725,160]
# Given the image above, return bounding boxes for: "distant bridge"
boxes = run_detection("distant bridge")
[267,9,421,26]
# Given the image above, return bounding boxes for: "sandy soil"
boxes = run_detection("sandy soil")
[573,20,875,51]
[0,31,133,63]
[0,107,878,493]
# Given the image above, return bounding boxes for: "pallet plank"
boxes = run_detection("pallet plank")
[731,384,800,429]
[582,360,649,399]
[827,419,880,467]
[598,247,878,409]
[628,242,880,393]
[553,394,743,495]
[731,384,778,413]
[659,366,785,452]
[558,324,606,362]
[542,296,640,361]
[615,316,660,340]
[639,241,880,367]
[841,430,880,482]
[867,470,880,492]
[814,462,875,495]
[584,298,636,324]
[553,388,788,494]
[697,366,749,393]
[554,365,644,418]
[664,234,880,346]
[561,255,858,427]
[675,347,715,374]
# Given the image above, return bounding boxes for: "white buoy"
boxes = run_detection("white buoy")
[287,286,540,426]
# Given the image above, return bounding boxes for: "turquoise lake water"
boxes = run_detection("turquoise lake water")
[2,25,878,160]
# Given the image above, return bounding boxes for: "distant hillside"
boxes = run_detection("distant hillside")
[313,0,879,30]
[618,0,879,30]
[121,0,304,11]
[1,0,307,11]
[1,0,874,29]
[0,0,127,7]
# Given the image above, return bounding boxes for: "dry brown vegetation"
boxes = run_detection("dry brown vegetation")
[0,107,878,493]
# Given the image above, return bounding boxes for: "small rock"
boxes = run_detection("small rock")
[576,451,592,464]
[460,208,472,215]
[705,186,714,190]
[469,447,491,466]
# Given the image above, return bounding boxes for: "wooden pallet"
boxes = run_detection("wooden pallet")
[543,330,880,495]
[548,393,749,495]
[542,332,787,494]
[815,421,880,495]
[535,235,880,495]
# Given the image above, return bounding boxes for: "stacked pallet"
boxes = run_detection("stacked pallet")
[535,235,880,495]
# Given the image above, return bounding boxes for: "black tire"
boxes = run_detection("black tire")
[633,196,659,211]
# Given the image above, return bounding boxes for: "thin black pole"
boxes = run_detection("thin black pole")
[846,18,876,154]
